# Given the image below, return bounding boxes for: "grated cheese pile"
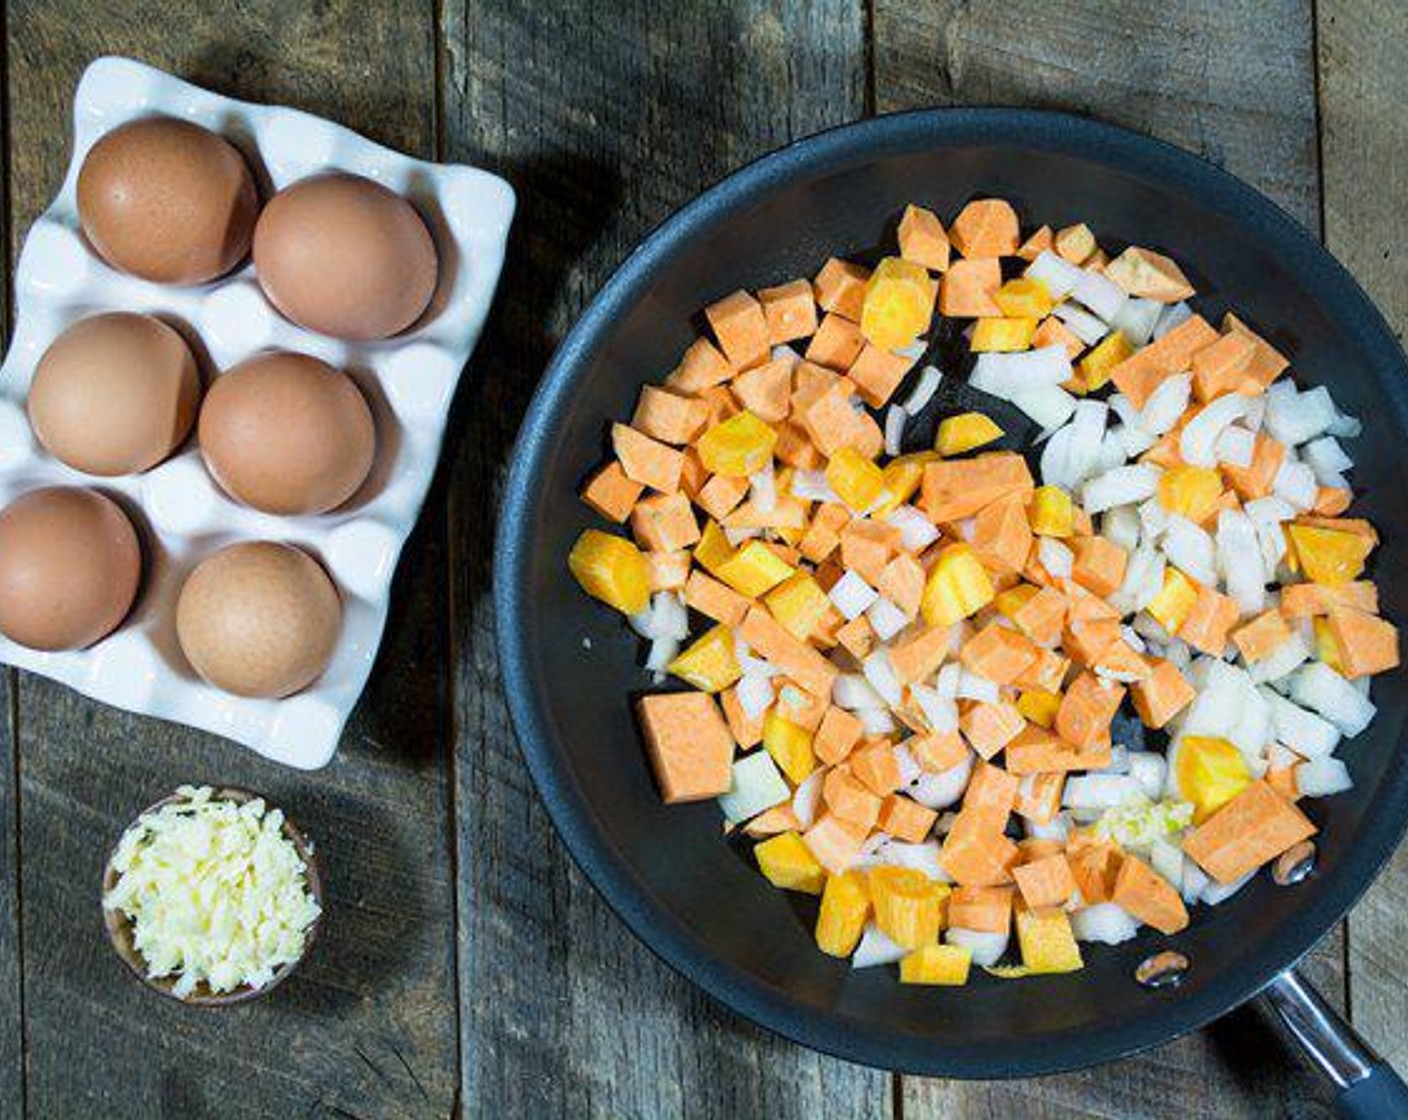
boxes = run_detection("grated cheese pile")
[103,785,321,997]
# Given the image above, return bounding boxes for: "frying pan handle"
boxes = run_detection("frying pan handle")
[1262,969,1408,1118]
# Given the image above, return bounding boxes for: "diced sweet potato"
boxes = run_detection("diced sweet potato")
[758,278,819,344]
[1223,312,1290,388]
[695,472,749,520]
[1013,852,1077,909]
[939,809,1019,886]
[970,493,1033,577]
[1221,433,1285,500]
[1015,771,1064,824]
[839,519,902,585]
[1005,723,1111,775]
[1033,315,1085,361]
[636,692,735,803]
[1190,331,1257,402]
[1232,609,1293,663]
[802,812,869,875]
[1016,225,1053,261]
[888,623,952,684]
[851,738,903,796]
[1181,780,1317,884]
[738,606,837,701]
[1056,671,1125,747]
[960,622,1039,685]
[1066,836,1122,904]
[666,337,733,393]
[814,705,864,765]
[684,569,751,627]
[878,793,939,843]
[1071,536,1128,600]
[848,343,916,408]
[805,312,866,369]
[1105,246,1194,302]
[949,198,1020,259]
[813,258,870,321]
[835,613,877,659]
[612,422,684,494]
[1108,314,1219,408]
[774,676,829,731]
[1179,585,1239,656]
[581,460,644,522]
[898,204,951,271]
[706,289,770,370]
[632,384,710,445]
[963,760,1020,825]
[798,378,885,459]
[731,357,794,423]
[720,685,765,749]
[938,257,1002,318]
[1054,223,1096,264]
[960,700,1027,759]
[823,765,882,829]
[646,549,690,592]
[948,885,1014,932]
[908,729,968,773]
[921,452,1034,522]
[742,804,800,837]
[1130,657,1196,729]
[878,552,926,618]
[1111,854,1189,934]
[1279,580,1379,618]
[1327,606,1400,678]
[630,491,701,552]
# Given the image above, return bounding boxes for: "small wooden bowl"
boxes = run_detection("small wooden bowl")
[101,786,325,1007]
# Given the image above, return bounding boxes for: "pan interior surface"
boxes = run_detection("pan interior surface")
[496,110,1408,1077]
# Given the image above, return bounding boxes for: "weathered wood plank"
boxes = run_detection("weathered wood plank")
[873,3,1337,1116]
[7,4,457,1117]
[439,3,885,1117]
[1318,0,1408,1080]
[0,670,22,1117]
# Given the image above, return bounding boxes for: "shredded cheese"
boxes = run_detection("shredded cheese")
[103,786,321,997]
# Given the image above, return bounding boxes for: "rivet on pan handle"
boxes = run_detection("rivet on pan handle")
[1262,968,1408,1118]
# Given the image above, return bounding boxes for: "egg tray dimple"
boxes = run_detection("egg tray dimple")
[0,56,515,770]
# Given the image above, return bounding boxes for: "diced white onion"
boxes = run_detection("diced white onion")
[1199,869,1254,906]
[956,670,1000,704]
[1248,633,1310,684]
[1025,250,1083,298]
[852,922,908,968]
[867,596,910,641]
[1102,505,1142,554]
[1161,515,1217,586]
[862,649,903,707]
[1082,463,1162,514]
[901,365,943,414]
[884,405,906,457]
[1216,425,1256,469]
[944,927,1008,966]
[908,753,974,809]
[833,672,887,711]
[1137,373,1193,436]
[1062,774,1147,811]
[885,504,941,552]
[1109,297,1163,346]
[1216,510,1265,616]
[1071,903,1140,944]
[1266,384,1336,446]
[1011,383,1078,430]
[1053,301,1109,345]
[1303,436,1353,483]
[829,570,878,620]
[970,344,1073,398]
[1072,267,1129,322]
[1152,301,1192,340]
[1181,392,1247,467]
[1297,756,1353,798]
[1262,687,1341,758]
[792,770,824,828]
[749,462,776,513]
[790,469,841,503]
[1289,663,1376,737]
[910,683,959,733]
[717,752,790,823]
[1038,537,1074,579]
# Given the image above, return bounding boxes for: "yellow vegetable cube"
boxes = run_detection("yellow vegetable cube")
[1016,689,1061,729]
[1285,524,1373,585]
[816,870,871,957]
[1158,465,1223,523]
[667,624,741,693]
[868,866,949,949]
[755,831,825,895]
[970,317,1038,353]
[1076,329,1133,391]
[994,276,1054,319]
[1029,485,1074,537]
[765,572,832,640]
[936,412,1004,456]
[568,529,650,614]
[873,451,939,516]
[1313,615,1344,673]
[825,447,886,511]
[762,712,816,785]
[921,543,995,626]
[697,410,778,477]
[1174,735,1252,823]
[715,539,795,597]
[899,943,972,986]
[1015,906,1083,974]
[693,519,735,575]
[1147,567,1200,634]
[860,257,936,352]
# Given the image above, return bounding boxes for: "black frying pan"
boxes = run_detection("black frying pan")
[494,110,1408,1113]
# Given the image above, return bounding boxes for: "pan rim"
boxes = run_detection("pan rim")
[493,106,1408,1078]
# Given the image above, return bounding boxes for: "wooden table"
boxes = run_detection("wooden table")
[1,3,1403,1117]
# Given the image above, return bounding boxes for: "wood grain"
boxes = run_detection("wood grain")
[0,671,22,1118]
[438,3,887,1117]
[1318,0,1408,1080]
[6,4,457,1116]
[872,2,1339,1116]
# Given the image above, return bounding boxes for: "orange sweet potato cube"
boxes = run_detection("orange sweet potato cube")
[1011,585,1067,648]
[738,606,837,701]
[963,760,1020,825]
[824,766,883,830]
[888,623,952,684]
[834,614,877,660]
[720,685,765,749]
[947,885,1014,932]
[908,729,968,773]
[805,312,866,370]
[1223,312,1290,388]
[636,692,735,803]
[581,460,644,523]
[646,549,691,592]
[1129,657,1196,729]
[878,552,926,618]
[1032,316,1086,361]
[960,622,1039,685]
[938,257,1002,318]
[1181,780,1316,884]
[774,677,828,732]
[666,337,734,393]
[1016,225,1054,261]
[851,739,903,797]
[1108,314,1219,408]
[612,422,684,494]
[1327,606,1400,678]
[695,472,749,520]
[1012,647,1069,694]
[630,491,700,552]
[679,447,710,498]
[1112,854,1189,934]
[1014,771,1065,824]
[742,804,801,837]
[813,258,871,321]
[1071,536,1128,600]
[877,793,939,843]
[897,204,951,272]
[1280,581,1378,618]
[632,384,710,446]
[684,570,751,628]
[1180,585,1239,656]
[730,357,794,423]
[706,289,770,370]
[921,452,1034,522]
[959,700,1026,760]
[840,519,902,585]
[814,705,865,765]
[1013,852,1077,910]
[949,198,1020,259]
[939,811,1018,887]
[1067,838,1123,904]
[1232,609,1293,663]
[802,812,869,875]
[758,278,819,344]
[1055,671,1125,747]
[1191,331,1257,403]
[1222,434,1285,500]
[971,494,1033,577]
[798,379,884,459]
[848,344,916,408]
[774,420,826,471]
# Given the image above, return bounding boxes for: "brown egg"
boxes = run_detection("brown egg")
[27,313,201,476]
[176,541,340,698]
[0,487,141,651]
[77,117,258,284]
[198,352,375,515]
[252,172,437,340]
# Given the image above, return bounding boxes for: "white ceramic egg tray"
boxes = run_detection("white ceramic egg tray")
[0,56,515,769]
